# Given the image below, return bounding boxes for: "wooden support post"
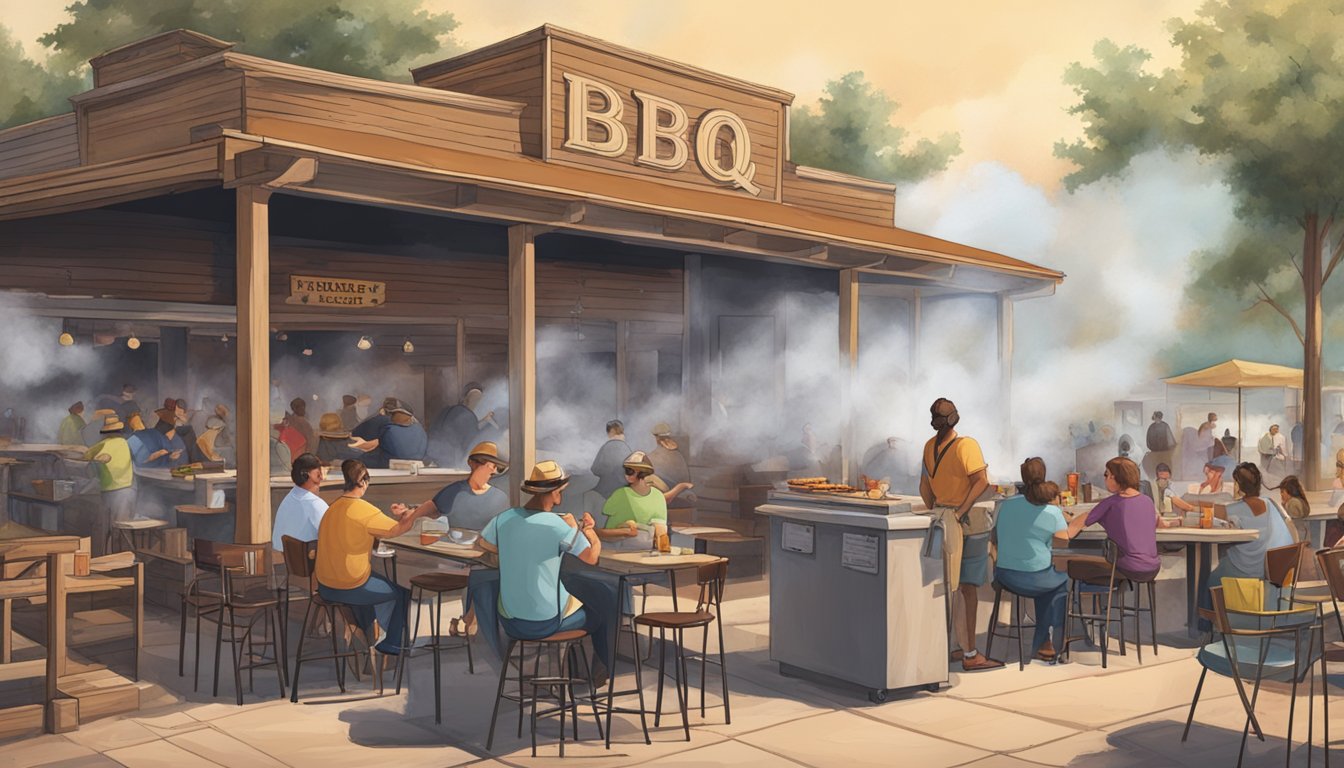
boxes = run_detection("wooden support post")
[157,327,188,405]
[616,320,629,418]
[235,185,272,545]
[44,552,67,733]
[508,226,537,506]
[1,597,10,664]
[839,270,859,484]
[997,294,1014,459]
[456,318,467,396]
[911,288,922,375]
[682,254,707,439]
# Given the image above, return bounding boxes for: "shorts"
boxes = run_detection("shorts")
[960,531,991,587]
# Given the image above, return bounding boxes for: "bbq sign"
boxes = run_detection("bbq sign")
[562,72,761,196]
[286,276,385,307]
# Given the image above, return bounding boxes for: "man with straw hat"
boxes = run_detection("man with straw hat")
[394,441,509,637]
[315,412,361,465]
[84,414,136,548]
[477,460,611,680]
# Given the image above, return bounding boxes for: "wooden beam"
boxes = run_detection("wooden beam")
[911,288,922,375]
[236,184,272,545]
[839,270,859,485]
[456,318,467,397]
[616,320,629,418]
[508,225,537,505]
[227,151,317,190]
[43,552,66,733]
[998,294,1015,460]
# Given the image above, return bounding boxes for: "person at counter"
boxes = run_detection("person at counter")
[1194,463,1294,630]
[114,384,141,423]
[316,459,436,656]
[287,397,318,455]
[589,420,631,501]
[197,415,226,464]
[84,415,135,534]
[599,451,668,550]
[918,397,1000,672]
[339,394,361,432]
[58,401,85,446]
[153,401,189,469]
[315,412,362,465]
[129,412,179,469]
[352,397,397,442]
[270,409,293,476]
[992,458,1068,663]
[273,453,328,552]
[650,423,697,509]
[349,400,427,469]
[164,399,204,465]
[82,408,117,446]
[476,460,609,678]
[430,383,498,467]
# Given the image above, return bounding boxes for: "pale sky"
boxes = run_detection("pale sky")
[2,0,1201,190]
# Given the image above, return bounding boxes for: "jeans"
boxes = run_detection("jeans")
[318,572,410,655]
[995,565,1069,657]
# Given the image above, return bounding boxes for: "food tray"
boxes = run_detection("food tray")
[768,489,916,515]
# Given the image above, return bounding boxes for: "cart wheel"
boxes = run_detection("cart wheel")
[868,689,887,704]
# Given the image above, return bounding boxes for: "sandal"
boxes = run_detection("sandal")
[449,618,464,638]
[449,616,477,638]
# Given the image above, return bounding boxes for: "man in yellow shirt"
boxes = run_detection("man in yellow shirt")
[315,459,437,655]
[919,398,999,671]
[84,414,135,554]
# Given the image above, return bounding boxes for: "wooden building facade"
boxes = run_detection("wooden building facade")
[0,26,1062,544]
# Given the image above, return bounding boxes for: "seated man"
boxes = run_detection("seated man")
[477,460,609,681]
[272,453,328,552]
[315,459,437,655]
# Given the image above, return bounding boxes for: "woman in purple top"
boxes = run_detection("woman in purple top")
[1062,457,1162,580]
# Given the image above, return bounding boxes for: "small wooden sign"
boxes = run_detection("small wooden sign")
[286,275,385,307]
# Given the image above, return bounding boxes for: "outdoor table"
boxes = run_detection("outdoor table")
[1074,524,1257,638]
[0,524,80,732]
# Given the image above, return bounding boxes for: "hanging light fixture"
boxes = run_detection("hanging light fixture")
[276,331,289,342]
[402,338,414,353]
[126,333,141,350]
[356,335,372,350]
[302,347,314,357]
[220,333,229,343]
[58,320,73,347]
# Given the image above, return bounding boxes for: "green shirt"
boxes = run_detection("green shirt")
[85,437,133,492]
[58,414,86,446]
[602,486,668,529]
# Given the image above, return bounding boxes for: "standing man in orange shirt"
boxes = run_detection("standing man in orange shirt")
[919,398,1000,671]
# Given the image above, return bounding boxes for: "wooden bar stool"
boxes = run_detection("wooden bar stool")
[486,629,605,757]
[633,558,731,738]
[107,518,169,556]
[408,570,474,724]
[281,536,376,702]
[1063,544,1128,668]
[191,540,287,704]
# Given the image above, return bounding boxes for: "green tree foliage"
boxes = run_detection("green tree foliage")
[790,72,960,184]
[1058,0,1344,482]
[0,25,82,129]
[39,0,460,84]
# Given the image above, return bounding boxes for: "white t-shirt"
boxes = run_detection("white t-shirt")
[272,485,329,552]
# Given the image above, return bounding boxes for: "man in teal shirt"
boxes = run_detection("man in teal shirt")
[478,460,610,675]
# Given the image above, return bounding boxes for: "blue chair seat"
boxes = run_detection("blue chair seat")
[1197,637,1317,682]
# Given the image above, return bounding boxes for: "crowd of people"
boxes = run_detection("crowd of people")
[923,397,1304,670]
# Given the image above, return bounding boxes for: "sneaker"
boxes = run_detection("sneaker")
[590,660,609,690]
[961,654,1005,672]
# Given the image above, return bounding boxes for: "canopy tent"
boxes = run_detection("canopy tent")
[1163,359,1344,464]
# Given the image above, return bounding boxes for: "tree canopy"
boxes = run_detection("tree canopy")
[790,72,960,184]
[39,0,461,84]
[0,26,82,129]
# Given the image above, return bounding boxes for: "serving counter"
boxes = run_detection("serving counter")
[756,491,947,702]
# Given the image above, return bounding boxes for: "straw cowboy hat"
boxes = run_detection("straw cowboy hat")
[520,460,570,495]
[467,441,508,470]
[651,422,674,438]
[317,412,350,439]
[99,415,126,433]
[622,450,655,474]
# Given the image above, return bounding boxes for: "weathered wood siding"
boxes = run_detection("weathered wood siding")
[781,166,895,225]
[81,68,243,164]
[412,41,547,158]
[0,114,80,181]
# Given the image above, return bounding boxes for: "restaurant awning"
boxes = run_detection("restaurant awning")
[1164,359,1344,390]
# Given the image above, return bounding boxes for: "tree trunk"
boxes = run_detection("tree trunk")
[1302,212,1325,490]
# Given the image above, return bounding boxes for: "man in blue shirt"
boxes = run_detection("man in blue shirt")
[350,399,426,469]
[272,453,328,552]
[478,461,608,678]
